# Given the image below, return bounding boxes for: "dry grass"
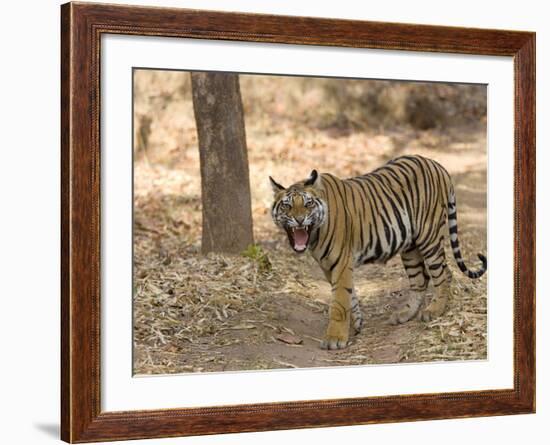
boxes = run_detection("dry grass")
[133,70,487,375]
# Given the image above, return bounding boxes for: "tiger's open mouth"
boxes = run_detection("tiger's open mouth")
[285,226,311,253]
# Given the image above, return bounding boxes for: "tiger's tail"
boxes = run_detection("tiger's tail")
[447,188,487,279]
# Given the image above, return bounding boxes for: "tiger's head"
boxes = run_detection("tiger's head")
[269,170,328,254]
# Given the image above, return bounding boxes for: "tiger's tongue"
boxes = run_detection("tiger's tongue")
[294,228,308,250]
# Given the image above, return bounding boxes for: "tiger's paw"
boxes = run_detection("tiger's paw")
[420,297,447,322]
[388,310,414,325]
[320,337,349,350]
[321,322,349,350]
[388,292,424,325]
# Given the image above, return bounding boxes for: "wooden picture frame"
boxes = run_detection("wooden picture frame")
[61,2,535,442]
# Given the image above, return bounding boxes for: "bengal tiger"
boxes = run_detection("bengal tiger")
[269,154,487,350]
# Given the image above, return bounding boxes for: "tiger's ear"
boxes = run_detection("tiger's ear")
[269,176,285,194]
[304,169,320,188]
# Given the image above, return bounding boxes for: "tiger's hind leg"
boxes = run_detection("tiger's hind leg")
[389,248,428,325]
[419,237,453,322]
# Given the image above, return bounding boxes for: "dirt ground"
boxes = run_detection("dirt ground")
[133,72,487,375]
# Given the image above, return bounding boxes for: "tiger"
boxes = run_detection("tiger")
[269,154,487,350]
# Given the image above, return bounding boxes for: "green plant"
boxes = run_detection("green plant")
[241,244,272,273]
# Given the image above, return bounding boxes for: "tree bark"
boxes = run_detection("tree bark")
[190,72,254,254]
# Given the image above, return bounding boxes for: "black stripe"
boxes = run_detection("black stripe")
[349,178,368,250]
[400,159,422,236]
[393,165,416,234]
[406,270,425,279]
[368,180,395,258]
[362,178,386,261]
[317,176,339,261]
[326,178,350,272]
[431,267,447,279]
[319,224,334,260]
[374,237,383,259]
[421,239,443,259]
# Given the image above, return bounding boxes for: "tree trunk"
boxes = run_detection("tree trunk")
[190,72,254,254]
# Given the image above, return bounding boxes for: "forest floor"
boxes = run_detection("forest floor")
[133,120,488,375]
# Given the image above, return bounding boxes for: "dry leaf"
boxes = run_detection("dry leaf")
[225,324,256,330]
[275,333,303,345]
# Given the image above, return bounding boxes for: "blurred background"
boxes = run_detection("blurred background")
[133,71,487,375]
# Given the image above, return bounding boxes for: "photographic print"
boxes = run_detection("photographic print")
[61,5,535,440]
[132,70,488,375]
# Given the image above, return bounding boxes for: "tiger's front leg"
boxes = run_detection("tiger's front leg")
[320,265,353,350]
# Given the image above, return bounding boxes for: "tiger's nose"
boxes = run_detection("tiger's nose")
[296,217,304,225]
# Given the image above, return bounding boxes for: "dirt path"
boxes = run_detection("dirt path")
[134,235,486,374]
